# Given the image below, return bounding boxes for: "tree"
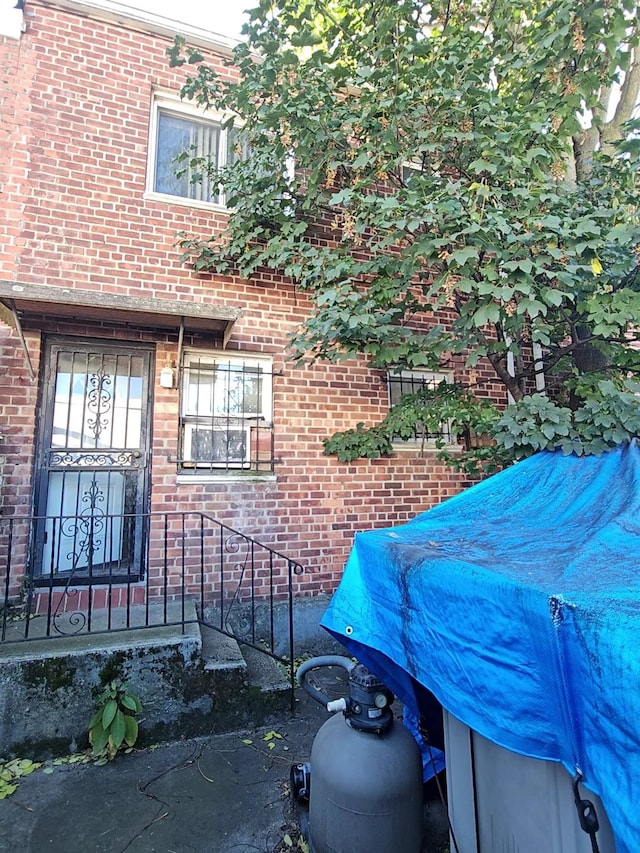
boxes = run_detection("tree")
[171,0,640,472]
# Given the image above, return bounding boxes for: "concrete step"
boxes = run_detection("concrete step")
[200,624,248,673]
[0,600,201,661]
[198,625,292,722]
[237,642,293,720]
[241,643,291,694]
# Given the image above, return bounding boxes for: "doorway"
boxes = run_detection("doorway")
[33,337,153,583]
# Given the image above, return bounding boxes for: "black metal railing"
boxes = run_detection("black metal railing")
[0,512,304,701]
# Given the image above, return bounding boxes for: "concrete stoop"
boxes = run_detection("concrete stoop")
[0,602,293,760]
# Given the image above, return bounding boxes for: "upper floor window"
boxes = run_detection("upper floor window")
[148,94,241,207]
[179,352,274,473]
[387,369,453,444]
[401,161,423,187]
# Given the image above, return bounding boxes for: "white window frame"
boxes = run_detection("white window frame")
[179,351,273,471]
[146,92,239,210]
[401,155,443,187]
[387,368,455,446]
[401,160,423,186]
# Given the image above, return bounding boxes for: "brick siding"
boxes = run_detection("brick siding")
[0,1,505,601]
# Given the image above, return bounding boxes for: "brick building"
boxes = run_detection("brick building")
[0,0,501,617]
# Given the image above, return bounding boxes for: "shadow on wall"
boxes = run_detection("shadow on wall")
[207,593,346,659]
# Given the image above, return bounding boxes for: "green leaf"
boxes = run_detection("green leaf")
[516,298,547,317]
[15,760,40,776]
[102,700,118,730]
[89,726,109,754]
[121,695,140,714]
[328,188,354,206]
[0,784,18,799]
[469,158,497,175]
[449,246,479,266]
[472,304,501,326]
[516,259,533,275]
[124,715,139,748]
[110,711,126,750]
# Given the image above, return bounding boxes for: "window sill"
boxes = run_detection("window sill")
[143,191,230,214]
[176,472,277,485]
[391,441,462,454]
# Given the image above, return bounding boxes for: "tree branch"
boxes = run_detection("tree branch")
[602,46,640,154]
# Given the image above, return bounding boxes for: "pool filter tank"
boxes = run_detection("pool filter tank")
[292,656,423,853]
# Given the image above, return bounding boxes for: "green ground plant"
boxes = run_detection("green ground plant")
[88,680,142,762]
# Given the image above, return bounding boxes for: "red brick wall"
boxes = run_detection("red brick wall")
[0,2,504,601]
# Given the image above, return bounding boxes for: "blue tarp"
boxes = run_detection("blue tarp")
[321,443,640,853]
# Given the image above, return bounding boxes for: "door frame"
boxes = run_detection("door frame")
[31,335,154,585]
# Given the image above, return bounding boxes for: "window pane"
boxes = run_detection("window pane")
[216,364,262,416]
[185,363,214,416]
[190,427,248,463]
[155,111,220,202]
[226,127,242,166]
[401,163,422,188]
[185,360,264,418]
[388,371,441,405]
[155,113,191,197]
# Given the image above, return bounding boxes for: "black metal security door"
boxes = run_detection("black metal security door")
[33,338,153,584]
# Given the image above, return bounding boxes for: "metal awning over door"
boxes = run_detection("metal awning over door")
[0,280,241,378]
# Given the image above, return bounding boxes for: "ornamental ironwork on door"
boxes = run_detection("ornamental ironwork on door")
[33,338,153,584]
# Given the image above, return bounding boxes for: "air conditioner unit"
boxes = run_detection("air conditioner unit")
[183,424,251,468]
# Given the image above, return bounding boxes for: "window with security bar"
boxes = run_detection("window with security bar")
[179,353,274,472]
[387,369,453,444]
